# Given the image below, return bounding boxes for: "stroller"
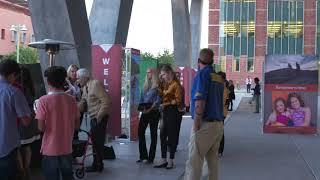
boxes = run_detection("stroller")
[72,129,92,179]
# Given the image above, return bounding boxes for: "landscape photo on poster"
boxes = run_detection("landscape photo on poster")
[265,55,318,84]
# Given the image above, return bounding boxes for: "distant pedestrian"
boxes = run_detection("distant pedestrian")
[228,80,235,111]
[245,76,252,93]
[252,77,261,113]
[184,48,224,180]
[0,59,31,180]
[35,66,80,180]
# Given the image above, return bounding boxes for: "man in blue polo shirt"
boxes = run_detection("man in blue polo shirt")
[0,59,31,180]
[184,49,224,180]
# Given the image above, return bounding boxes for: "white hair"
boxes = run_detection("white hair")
[77,68,90,78]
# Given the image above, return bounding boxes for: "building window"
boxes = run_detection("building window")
[267,1,304,55]
[1,29,5,40]
[233,57,240,72]
[247,57,254,72]
[30,34,35,43]
[220,0,256,69]
[11,30,17,42]
[21,32,26,44]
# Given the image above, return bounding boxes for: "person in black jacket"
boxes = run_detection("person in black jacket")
[252,77,261,113]
[228,80,235,111]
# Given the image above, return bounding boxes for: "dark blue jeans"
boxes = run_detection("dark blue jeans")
[42,154,74,180]
[0,149,17,180]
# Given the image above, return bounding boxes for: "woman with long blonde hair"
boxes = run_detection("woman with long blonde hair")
[137,68,161,164]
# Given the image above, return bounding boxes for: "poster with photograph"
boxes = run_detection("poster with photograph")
[263,55,319,134]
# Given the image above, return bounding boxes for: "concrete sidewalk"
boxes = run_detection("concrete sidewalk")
[31,94,320,180]
[216,97,320,180]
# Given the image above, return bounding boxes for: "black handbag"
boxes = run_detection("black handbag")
[103,145,116,160]
[137,103,153,111]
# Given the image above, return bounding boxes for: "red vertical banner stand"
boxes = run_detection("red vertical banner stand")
[92,44,122,137]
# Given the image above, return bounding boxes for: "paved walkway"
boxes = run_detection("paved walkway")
[31,92,320,180]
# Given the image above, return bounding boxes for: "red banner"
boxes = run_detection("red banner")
[92,44,122,137]
[128,48,140,141]
[176,67,197,109]
[265,84,318,92]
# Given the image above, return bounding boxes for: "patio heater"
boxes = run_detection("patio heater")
[28,39,75,66]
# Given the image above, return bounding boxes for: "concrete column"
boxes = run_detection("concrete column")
[89,0,133,46]
[27,0,92,70]
[171,0,192,67]
[190,0,203,69]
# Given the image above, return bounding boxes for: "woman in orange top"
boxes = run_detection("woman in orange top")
[154,65,182,169]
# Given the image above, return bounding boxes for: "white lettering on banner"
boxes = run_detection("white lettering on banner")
[102,58,110,65]
[275,85,307,91]
[104,69,109,76]
[104,79,109,86]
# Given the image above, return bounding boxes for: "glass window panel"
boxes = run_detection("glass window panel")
[289,2,297,22]
[297,2,303,22]
[248,37,254,57]
[242,2,248,22]
[220,37,226,56]
[227,2,234,21]
[227,36,233,55]
[317,37,320,55]
[241,37,247,55]
[289,36,296,54]
[275,1,282,21]
[241,23,248,37]
[236,58,240,72]
[249,2,255,21]
[233,57,240,72]
[296,37,303,54]
[268,1,275,21]
[282,1,289,22]
[275,37,281,54]
[282,36,289,54]
[235,2,241,21]
[247,58,254,72]
[318,2,320,26]
[234,37,240,56]
[267,37,274,54]
[221,1,226,22]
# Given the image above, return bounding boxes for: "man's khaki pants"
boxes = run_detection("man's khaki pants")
[184,121,223,180]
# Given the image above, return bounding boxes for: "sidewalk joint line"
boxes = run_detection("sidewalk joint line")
[290,136,319,180]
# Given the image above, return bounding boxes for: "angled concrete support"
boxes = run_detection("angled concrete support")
[171,0,192,67]
[190,0,203,68]
[27,0,92,71]
[89,0,134,46]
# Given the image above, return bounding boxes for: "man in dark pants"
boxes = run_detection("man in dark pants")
[218,71,229,156]
[246,76,252,93]
[0,59,31,180]
[77,68,112,173]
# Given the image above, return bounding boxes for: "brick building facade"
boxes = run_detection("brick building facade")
[208,0,318,88]
[0,0,33,56]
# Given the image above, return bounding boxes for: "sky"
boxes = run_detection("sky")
[85,0,208,55]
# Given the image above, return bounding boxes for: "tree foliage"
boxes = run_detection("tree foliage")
[5,46,39,64]
[141,49,175,67]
